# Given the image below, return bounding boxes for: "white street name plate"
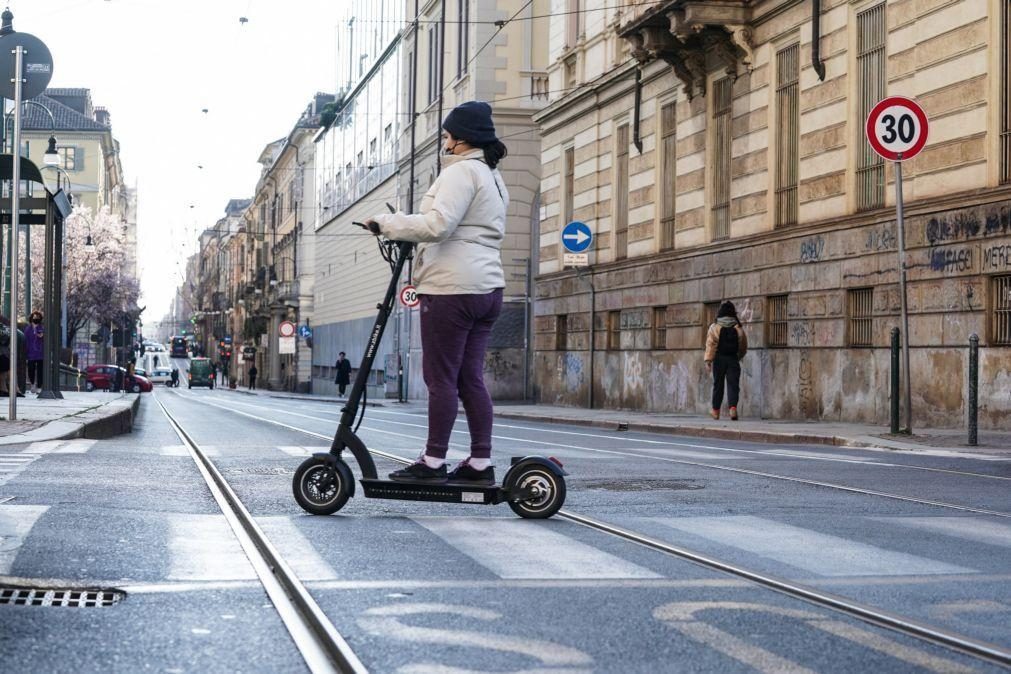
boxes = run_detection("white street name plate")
[563,253,589,267]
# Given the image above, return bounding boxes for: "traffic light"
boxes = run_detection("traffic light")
[112,328,124,348]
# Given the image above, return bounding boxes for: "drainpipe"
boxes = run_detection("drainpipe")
[812,0,826,81]
[632,68,643,153]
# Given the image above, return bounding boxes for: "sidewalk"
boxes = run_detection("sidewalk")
[0,392,140,445]
[214,385,1010,457]
[493,404,1011,457]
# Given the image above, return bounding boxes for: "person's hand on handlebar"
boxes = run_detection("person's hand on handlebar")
[353,220,382,236]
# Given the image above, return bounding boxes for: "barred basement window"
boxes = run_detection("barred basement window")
[775,44,800,227]
[993,275,1011,345]
[653,307,667,350]
[614,123,630,260]
[767,295,788,347]
[659,101,677,250]
[848,288,874,347]
[1001,0,1011,184]
[856,4,886,210]
[608,311,621,350]
[711,77,732,241]
[556,314,568,350]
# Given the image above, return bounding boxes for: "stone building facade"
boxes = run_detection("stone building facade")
[532,0,1011,428]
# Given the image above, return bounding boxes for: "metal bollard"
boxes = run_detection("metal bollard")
[890,327,900,434]
[968,333,978,446]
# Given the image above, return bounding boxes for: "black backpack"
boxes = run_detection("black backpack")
[717,325,739,357]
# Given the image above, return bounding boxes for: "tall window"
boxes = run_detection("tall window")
[711,77,732,241]
[856,4,886,210]
[614,123,630,260]
[848,288,874,347]
[775,44,800,226]
[1001,0,1010,184]
[428,25,440,104]
[993,275,1011,345]
[608,311,621,350]
[566,0,581,47]
[563,146,575,226]
[556,314,568,350]
[457,0,469,78]
[659,101,677,250]
[766,295,788,347]
[59,146,80,171]
[653,307,667,350]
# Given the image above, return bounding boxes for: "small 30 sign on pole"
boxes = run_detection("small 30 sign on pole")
[865,96,929,435]
[400,285,420,308]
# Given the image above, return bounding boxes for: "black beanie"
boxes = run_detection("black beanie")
[442,101,498,146]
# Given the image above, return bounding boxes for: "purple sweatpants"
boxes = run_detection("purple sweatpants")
[420,289,503,459]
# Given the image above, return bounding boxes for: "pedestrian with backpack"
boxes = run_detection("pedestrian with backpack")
[704,300,748,420]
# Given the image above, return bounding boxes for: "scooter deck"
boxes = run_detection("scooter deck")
[360,478,506,505]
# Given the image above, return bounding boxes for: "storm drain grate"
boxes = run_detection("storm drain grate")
[0,587,124,607]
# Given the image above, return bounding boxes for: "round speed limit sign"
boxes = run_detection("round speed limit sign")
[865,96,929,161]
[399,285,420,308]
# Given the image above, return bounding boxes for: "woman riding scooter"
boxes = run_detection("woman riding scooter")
[366,101,508,485]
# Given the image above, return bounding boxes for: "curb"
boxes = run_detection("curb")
[495,412,864,449]
[0,394,140,446]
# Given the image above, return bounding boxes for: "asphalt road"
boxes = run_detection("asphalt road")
[0,382,1009,673]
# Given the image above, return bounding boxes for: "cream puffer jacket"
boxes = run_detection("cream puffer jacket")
[371,149,508,295]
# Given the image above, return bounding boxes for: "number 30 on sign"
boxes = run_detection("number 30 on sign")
[400,285,420,308]
[865,96,929,161]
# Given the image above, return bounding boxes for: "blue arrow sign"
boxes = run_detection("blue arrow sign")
[562,221,592,253]
[298,325,312,339]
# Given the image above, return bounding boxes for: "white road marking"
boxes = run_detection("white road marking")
[0,455,38,486]
[413,517,661,579]
[24,439,96,454]
[0,505,48,574]
[653,516,973,576]
[167,514,256,581]
[875,516,1011,548]
[255,516,337,580]
[357,603,593,667]
[655,601,973,674]
[277,444,327,456]
[161,445,219,457]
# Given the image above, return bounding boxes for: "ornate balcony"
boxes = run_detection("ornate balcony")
[619,0,754,99]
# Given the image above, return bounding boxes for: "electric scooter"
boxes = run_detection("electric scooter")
[292,231,568,519]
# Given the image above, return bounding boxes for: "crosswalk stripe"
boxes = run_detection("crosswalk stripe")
[256,516,337,580]
[0,505,48,574]
[24,439,96,454]
[653,516,973,577]
[413,517,662,580]
[875,517,1011,549]
[160,445,219,457]
[167,514,255,581]
[278,446,329,457]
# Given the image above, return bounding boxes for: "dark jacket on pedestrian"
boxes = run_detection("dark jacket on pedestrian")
[705,305,748,363]
[334,358,352,386]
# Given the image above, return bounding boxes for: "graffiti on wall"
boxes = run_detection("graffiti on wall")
[798,352,814,417]
[563,352,583,391]
[928,247,972,273]
[624,353,644,393]
[924,202,1011,245]
[799,236,825,264]
[865,225,896,252]
[983,245,1011,272]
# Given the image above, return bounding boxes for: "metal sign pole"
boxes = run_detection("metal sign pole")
[8,44,22,418]
[894,155,912,433]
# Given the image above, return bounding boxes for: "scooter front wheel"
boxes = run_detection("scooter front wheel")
[508,466,566,519]
[293,456,352,515]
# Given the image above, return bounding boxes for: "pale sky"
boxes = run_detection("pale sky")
[8,0,347,321]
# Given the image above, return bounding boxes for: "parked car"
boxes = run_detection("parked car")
[148,367,173,385]
[84,365,153,393]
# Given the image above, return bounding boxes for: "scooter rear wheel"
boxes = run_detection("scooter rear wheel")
[508,466,566,519]
[293,457,352,515]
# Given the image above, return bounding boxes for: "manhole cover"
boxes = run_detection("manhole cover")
[580,479,705,492]
[0,587,124,607]
[228,467,292,476]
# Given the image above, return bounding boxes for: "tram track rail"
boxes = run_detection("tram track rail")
[154,394,367,674]
[162,390,1011,669]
